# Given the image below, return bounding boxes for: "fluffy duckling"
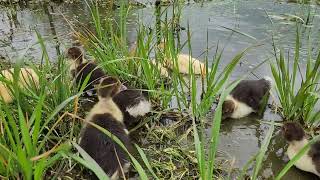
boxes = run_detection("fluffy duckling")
[0,67,39,104]
[158,41,209,75]
[282,122,320,177]
[66,47,107,95]
[113,89,152,128]
[222,77,272,119]
[164,54,209,75]
[66,47,127,95]
[79,76,132,179]
[129,41,208,76]
[127,42,169,78]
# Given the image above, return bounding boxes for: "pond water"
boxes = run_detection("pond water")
[1,0,320,179]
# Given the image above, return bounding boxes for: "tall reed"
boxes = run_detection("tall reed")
[270,26,320,126]
[0,41,74,179]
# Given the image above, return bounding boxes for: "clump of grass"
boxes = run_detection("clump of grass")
[270,27,320,126]
[71,1,262,179]
[0,60,75,179]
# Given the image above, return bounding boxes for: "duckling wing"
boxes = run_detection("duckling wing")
[113,89,151,127]
[76,62,106,92]
[80,114,131,175]
[113,90,146,110]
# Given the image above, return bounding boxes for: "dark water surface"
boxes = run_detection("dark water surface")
[1,0,320,179]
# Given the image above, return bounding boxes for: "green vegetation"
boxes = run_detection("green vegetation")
[1,0,320,179]
[0,49,74,179]
[270,27,320,126]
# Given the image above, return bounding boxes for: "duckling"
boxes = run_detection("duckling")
[127,42,169,78]
[222,77,272,119]
[282,122,320,177]
[0,67,39,104]
[66,46,107,96]
[164,54,209,75]
[129,41,208,76]
[157,41,210,75]
[113,89,152,128]
[79,76,132,179]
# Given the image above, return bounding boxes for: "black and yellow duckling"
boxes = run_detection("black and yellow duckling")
[79,76,132,179]
[0,67,39,104]
[282,122,320,177]
[66,46,126,96]
[222,77,272,119]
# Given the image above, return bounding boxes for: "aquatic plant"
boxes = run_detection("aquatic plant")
[270,27,320,126]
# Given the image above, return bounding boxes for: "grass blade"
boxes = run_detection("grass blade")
[252,121,275,180]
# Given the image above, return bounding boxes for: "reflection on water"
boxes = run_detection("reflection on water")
[1,0,320,179]
[219,116,263,168]
[1,3,61,61]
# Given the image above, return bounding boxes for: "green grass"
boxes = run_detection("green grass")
[1,0,320,180]
[63,1,251,179]
[0,59,74,179]
[270,26,320,126]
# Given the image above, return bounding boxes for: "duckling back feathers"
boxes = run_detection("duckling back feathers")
[74,62,106,93]
[222,77,272,119]
[230,77,272,110]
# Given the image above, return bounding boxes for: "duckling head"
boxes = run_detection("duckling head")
[222,99,236,119]
[155,0,161,7]
[281,122,305,142]
[97,76,121,100]
[66,46,84,65]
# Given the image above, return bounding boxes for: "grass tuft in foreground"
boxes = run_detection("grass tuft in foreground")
[270,26,320,126]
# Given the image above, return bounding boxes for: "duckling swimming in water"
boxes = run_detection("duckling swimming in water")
[282,122,320,177]
[128,41,209,76]
[0,67,39,104]
[79,76,132,179]
[127,42,169,78]
[157,41,209,75]
[222,77,272,119]
[164,54,209,75]
[150,60,170,78]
